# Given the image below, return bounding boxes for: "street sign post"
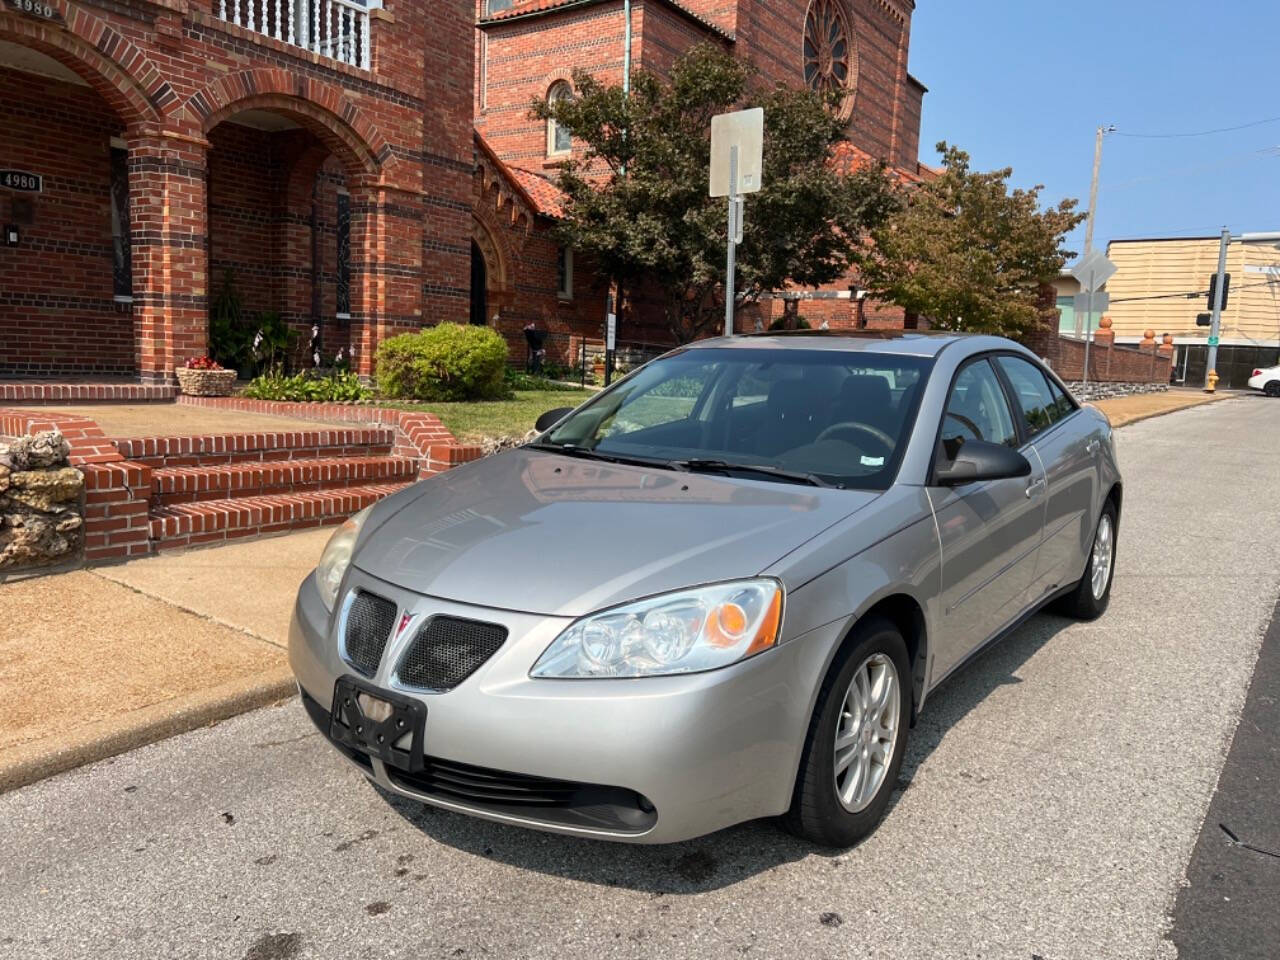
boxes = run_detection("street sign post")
[1068,251,1117,385]
[710,107,764,337]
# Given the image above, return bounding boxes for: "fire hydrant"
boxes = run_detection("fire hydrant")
[1206,369,1219,394]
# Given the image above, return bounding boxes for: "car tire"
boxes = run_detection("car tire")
[1055,500,1118,620]
[781,617,911,848]
[1265,381,1280,398]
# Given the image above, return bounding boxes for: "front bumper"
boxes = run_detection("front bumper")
[288,568,838,843]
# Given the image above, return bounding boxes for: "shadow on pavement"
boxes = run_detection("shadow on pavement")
[378,610,1073,894]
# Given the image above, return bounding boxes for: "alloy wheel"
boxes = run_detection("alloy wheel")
[833,652,900,813]
[1091,513,1114,600]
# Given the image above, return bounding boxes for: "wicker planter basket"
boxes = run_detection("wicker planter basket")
[176,367,238,396]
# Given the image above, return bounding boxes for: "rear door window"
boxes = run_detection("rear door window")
[995,355,1063,440]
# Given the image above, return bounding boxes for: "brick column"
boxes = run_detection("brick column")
[126,130,209,383]
[348,182,424,378]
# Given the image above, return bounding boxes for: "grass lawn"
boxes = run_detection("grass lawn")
[390,388,592,441]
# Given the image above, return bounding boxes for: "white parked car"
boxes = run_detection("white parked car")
[1247,364,1280,397]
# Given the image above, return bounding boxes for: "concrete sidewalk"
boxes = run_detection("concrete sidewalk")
[1090,387,1230,427]
[0,527,331,792]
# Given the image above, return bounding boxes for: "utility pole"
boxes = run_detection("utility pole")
[1205,227,1231,390]
[1083,124,1115,255]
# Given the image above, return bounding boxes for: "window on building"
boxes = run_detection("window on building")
[547,81,573,156]
[109,145,132,301]
[336,189,351,319]
[485,0,514,12]
[557,246,573,299]
[1056,295,1076,334]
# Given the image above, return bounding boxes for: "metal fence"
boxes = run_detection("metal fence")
[516,330,675,387]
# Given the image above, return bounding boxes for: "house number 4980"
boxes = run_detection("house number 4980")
[9,0,58,17]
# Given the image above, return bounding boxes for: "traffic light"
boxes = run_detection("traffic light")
[1207,273,1230,312]
[1196,313,1212,327]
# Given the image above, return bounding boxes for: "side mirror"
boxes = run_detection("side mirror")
[934,438,1031,486]
[535,407,576,433]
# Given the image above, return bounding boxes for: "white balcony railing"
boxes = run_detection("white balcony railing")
[217,0,371,71]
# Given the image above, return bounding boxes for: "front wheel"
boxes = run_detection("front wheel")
[781,618,911,847]
[1055,500,1118,620]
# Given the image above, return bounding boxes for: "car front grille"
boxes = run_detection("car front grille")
[395,616,507,690]
[343,591,397,676]
[388,757,657,833]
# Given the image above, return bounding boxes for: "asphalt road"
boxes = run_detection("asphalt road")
[3,396,1279,960]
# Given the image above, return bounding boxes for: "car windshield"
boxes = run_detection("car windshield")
[541,346,932,490]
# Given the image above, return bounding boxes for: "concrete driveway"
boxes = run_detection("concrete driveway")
[2,396,1277,960]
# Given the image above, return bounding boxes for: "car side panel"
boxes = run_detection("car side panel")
[767,485,942,709]
[1027,412,1099,598]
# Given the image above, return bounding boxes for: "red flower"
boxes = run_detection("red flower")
[184,356,223,370]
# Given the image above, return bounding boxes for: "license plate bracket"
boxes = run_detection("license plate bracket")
[330,677,426,772]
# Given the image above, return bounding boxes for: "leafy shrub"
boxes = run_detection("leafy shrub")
[376,324,509,401]
[242,369,372,403]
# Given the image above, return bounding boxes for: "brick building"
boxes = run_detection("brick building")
[1,0,927,383]
[1,0,474,382]
[472,0,930,361]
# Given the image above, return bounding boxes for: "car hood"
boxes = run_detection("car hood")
[353,448,879,616]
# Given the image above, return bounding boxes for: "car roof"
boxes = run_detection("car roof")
[684,330,984,359]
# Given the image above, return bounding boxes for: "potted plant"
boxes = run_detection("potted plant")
[176,356,238,396]
[590,352,607,380]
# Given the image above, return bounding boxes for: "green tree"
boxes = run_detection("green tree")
[532,44,897,343]
[859,142,1085,340]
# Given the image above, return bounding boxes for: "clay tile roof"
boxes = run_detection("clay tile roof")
[480,0,734,41]
[508,166,568,219]
[830,141,933,185]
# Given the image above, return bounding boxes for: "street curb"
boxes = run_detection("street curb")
[0,665,296,795]
[1094,392,1233,429]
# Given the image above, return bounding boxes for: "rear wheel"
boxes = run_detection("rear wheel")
[1055,500,1117,620]
[782,617,910,847]
[1264,381,1280,398]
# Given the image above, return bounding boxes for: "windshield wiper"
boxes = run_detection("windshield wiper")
[524,441,677,471]
[670,458,838,488]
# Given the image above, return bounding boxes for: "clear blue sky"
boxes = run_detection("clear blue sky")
[909,1,1280,253]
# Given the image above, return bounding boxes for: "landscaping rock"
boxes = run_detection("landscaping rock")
[0,431,83,572]
[1066,381,1170,403]
[7,468,84,512]
[0,430,71,470]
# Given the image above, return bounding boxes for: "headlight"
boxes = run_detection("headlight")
[530,579,783,679]
[315,505,374,611]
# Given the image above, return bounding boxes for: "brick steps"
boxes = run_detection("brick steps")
[149,482,414,550]
[151,456,419,506]
[113,427,396,468]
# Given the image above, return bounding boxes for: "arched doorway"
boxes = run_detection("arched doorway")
[470,240,488,326]
[201,97,376,375]
[0,40,134,376]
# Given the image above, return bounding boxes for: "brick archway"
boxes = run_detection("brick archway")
[187,71,388,179]
[0,6,169,127]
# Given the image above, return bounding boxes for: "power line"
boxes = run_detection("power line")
[1112,115,1280,140]
[1108,278,1279,305]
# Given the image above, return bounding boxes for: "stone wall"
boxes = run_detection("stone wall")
[0,431,85,572]
[1065,382,1170,403]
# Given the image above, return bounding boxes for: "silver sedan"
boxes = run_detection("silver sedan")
[288,332,1121,846]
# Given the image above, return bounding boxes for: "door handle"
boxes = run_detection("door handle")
[1086,438,1101,455]
[1025,477,1046,499]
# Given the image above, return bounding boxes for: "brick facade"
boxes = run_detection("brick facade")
[472,0,925,353]
[1,0,474,381]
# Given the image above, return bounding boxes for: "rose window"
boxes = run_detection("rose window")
[803,0,858,121]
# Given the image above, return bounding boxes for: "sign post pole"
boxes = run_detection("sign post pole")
[1082,271,1095,386]
[710,108,763,339]
[725,145,738,337]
